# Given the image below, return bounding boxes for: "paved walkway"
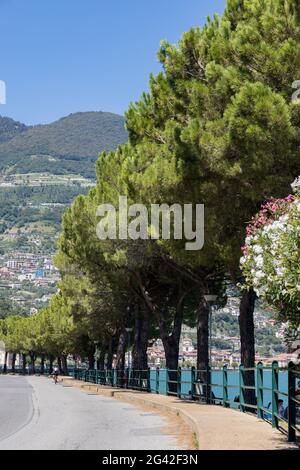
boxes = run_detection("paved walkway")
[62,378,300,450]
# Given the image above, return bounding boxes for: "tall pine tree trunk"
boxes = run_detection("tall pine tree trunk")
[61,355,68,375]
[29,352,36,374]
[116,329,127,388]
[132,305,150,371]
[3,351,8,373]
[88,353,95,370]
[131,305,150,388]
[159,294,185,395]
[239,287,256,408]
[97,350,105,370]
[12,353,16,373]
[57,356,63,374]
[106,337,114,369]
[197,298,210,398]
[22,354,27,374]
[40,354,45,375]
[116,329,127,370]
[49,355,54,374]
[136,276,185,394]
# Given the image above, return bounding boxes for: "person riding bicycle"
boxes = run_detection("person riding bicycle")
[53,366,59,384]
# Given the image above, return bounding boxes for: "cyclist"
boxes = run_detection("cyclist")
[53,366,59,384]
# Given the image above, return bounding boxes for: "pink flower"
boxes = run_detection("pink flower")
[243,194,294,239]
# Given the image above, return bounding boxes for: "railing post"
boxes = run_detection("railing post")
[126,367,129,389]
[288,361,296,442]
[147,367,151,393]
[166,368,169,396]
[257,362,264,419]
[206,365,211,404]
[223,364,229,408]
[177,367,182,399]
[191,367,196,400]
[156,367,160,394]
[271,361,279,429]
[239,364,245,412]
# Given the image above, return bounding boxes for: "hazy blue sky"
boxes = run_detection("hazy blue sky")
[0,0,225,124]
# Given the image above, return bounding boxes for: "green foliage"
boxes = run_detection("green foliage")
[0,185,90,234]
[0,291,27,319]
[0,116,27,144]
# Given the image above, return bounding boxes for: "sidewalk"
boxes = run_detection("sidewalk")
[60,377,299,450]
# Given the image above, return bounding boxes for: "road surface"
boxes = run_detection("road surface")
[0,375,179,450]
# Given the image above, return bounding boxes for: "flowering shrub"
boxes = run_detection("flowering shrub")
[240,179,300,326]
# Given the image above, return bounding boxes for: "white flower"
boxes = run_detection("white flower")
[245,236,253,246]
[252,245,263,255]
[254,255,264,268]
[255,270,265,279]
[291,176,300,192]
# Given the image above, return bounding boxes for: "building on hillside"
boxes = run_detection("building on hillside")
[262,352,299,367]
[0,267,10,278]
[182,350,197,365]
[7,260,17,270]
[35,269,45,278]
[181,337,194,353]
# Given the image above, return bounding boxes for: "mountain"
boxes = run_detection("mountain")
[0,112,128,178]
[0,116,27,144]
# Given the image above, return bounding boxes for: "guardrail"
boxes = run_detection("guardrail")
[74,361,300,443]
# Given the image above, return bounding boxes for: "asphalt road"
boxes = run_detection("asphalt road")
[0,375,179,450]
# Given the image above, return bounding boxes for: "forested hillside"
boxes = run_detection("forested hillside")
[0,111,128,244]
[0,112,127,177]
[0,116,27,144]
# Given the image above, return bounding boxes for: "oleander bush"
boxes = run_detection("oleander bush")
[241,179,300,327]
